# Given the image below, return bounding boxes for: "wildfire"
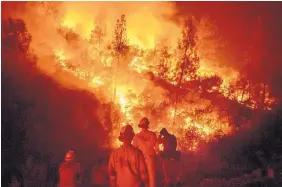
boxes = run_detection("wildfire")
[54,49,68,67]
[7,2,276,152]
[91,76,103,86]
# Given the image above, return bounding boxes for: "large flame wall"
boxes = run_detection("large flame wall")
[3,2,275,151]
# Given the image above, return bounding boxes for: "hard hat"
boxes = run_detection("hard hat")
[64,150,75,162]
[160,128,168,135]
[138,117,150,128]
[118,124,135,142]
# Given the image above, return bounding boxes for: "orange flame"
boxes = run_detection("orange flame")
[7,2,276,151]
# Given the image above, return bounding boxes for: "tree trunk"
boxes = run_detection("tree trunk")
[240,79,247,102]
[248,80,251,104]
[260,83,266,109]
[173,47,190,125]
[112,55,119,103]
[172,94,178,126]
[112,19,124,104]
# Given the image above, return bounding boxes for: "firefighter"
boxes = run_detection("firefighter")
[91,158,108,187]
[133,117,159,187]
[266,163,275,187]
[158,128,181,187]
[108,124,149,187]
[58,150,81,187]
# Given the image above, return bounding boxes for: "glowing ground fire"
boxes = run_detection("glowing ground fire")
[7,2,276,151]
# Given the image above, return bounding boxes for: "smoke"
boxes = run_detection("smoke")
[3,1,239,86]
[9,2,181,51]
[7,2,269,152]
[2,2,184,87]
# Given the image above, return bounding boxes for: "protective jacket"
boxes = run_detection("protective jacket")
[133,129,159,158]
[159,134,180,161]
[108,144,149,187]
[58,161,81,187]
[91,165,108,186]
[159,133,182,186]
[133,129,158,187]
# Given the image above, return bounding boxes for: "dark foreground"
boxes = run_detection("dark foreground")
[2,150,282,187]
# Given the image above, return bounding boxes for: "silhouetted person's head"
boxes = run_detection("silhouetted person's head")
[138,117,150,129]
[160,128,169,136]
[64,150,75,163]
[118,124,135,145]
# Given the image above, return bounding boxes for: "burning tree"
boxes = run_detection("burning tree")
[111,14,129,102]
[172,18,200,125]
[89,25,106,74]
[200,76,223,93]
[90,25,105,49]
[106,14,131,146]
[233,16,275,110]
[2,17,37,164]
[175,18,200,86]
[157,43,173,80]
[4,2,278,152]
[2,18,32,54]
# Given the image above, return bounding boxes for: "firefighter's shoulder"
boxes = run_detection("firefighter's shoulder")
[134,131,146,140]
[59,162,68,171]
[135,132,141,137]
[59,162,66,168]
[148,129,157,135]
[171,134,177,139]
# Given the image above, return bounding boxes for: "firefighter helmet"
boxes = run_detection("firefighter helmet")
[138,117,150,128]
[64,150,75,162]
[118,124,135,142]
[160,128,168,136]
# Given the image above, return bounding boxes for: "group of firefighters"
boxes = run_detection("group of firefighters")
[59,117,182,187]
